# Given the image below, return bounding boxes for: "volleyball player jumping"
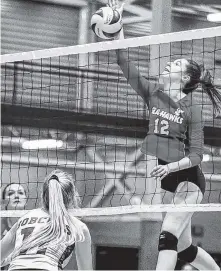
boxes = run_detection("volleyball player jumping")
[108,2,221,270]
[1,170,93,271]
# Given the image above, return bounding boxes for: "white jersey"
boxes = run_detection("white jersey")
[8,208,77,271]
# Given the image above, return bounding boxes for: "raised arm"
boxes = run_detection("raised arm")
[110,1,158,103]
[115,29,158,103]
[116,48,157,103]
[75,224,93,270]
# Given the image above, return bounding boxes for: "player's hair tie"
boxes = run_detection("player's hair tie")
[49,175,59,181]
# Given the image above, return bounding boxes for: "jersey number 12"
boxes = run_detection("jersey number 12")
[154,118,169,135]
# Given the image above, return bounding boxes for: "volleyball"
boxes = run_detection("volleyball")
[91,7,122,40]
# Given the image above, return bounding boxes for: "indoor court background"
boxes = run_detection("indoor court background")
[1,0,221,270]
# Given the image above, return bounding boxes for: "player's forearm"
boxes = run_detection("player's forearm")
[115,28,124,40]
[167,157,193,173]
[114,27,149,101]
[116,48,154,104]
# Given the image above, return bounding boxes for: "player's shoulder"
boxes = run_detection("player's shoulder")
[185,90,202,106]
[68,213,89,232]
[188,100,203,114]
[152,83,164,95]
[75,219,91,240]
[184,99,203,123]
[69,214,87,227]
[17,208,46,223]
[152,84,174,103]
[183,93,202,111]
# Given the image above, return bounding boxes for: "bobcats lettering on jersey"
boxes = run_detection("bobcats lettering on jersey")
[152,106,184,124]
[18,216,71,236]
[18,216,50,227]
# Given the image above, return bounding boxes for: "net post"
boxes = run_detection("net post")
[139,218,162,270]
[77,5,94,111]
[150,0,172,78]
[151,0,172,34]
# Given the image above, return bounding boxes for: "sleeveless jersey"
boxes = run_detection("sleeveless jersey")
[8,208,76,271]
[141,89,204,165]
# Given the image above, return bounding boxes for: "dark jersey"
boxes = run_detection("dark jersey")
[117,49,204,166]
[141,88,204,165]
[117,50,205,193]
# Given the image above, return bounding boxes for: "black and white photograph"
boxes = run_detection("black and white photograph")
[1,0,221,270]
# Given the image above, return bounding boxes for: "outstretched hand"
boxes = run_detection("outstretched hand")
[108,0,125,15]
[150,165,170,180]
[108,0,125,40]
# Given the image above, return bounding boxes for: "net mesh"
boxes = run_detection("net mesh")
[1,27,221,218]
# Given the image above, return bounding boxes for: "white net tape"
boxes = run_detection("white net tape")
[1,203,221,219]
[1,27,221,64]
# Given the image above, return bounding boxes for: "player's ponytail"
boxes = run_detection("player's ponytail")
[183,59,221,117]
[45,177,72,246]
[200,69,221,117]
[12,170,85,257]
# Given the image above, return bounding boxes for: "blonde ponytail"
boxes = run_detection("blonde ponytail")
[12,170,85,257]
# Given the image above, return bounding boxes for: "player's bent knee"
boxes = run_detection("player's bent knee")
[178,244,198,263]
[158,231,178,251]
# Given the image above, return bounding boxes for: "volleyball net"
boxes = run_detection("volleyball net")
[1,26,221,218]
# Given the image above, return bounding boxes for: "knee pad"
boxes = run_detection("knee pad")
[178,245,198,263]
[158,231,178,251]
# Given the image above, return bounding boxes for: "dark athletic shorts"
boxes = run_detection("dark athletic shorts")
[158,159,205,194]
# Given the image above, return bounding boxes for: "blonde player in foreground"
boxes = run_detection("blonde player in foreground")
[107,1,220,270]
[1,170,93,271]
